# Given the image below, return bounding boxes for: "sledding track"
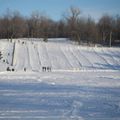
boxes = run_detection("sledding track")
[13,39,120,71]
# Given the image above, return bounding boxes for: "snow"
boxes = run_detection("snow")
[0,41,13,71]
[0,79,120,119]
[37,43,51,68]
[1,38,120,72]
[0,38,120,86]
[0,38,120,119]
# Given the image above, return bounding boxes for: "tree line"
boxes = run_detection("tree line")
[0,7,120,46]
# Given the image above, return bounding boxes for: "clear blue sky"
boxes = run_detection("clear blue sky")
[0,0,120,21]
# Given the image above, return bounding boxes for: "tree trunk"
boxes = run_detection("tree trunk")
[109,31,112,47]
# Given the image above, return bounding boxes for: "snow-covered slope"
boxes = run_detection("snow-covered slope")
[0,38,120,119]
[0,38,120,72]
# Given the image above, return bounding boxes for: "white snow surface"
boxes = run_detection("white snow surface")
[0,38,120,87]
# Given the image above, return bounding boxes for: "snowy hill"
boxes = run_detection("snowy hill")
[0,38,120,119]
[0,38,120,72]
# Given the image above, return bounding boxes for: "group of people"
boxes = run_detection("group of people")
[6,67,14,72]
[6,67,52,72]
[0,51,9,64]
[0,51,2,60]
[42,66,51,72]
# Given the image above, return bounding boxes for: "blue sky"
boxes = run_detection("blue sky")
[0,0,120,21]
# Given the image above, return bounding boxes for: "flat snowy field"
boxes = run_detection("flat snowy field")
[0,38,120,119]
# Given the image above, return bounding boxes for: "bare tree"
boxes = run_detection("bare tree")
[85,17,98,45]
[115,15,120,41]
[64,6,81,43]
[28,11,41,38]
[98,14,114,46]
[2,8,13,39]
[11,11,26,38]
[0,9,26,39]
